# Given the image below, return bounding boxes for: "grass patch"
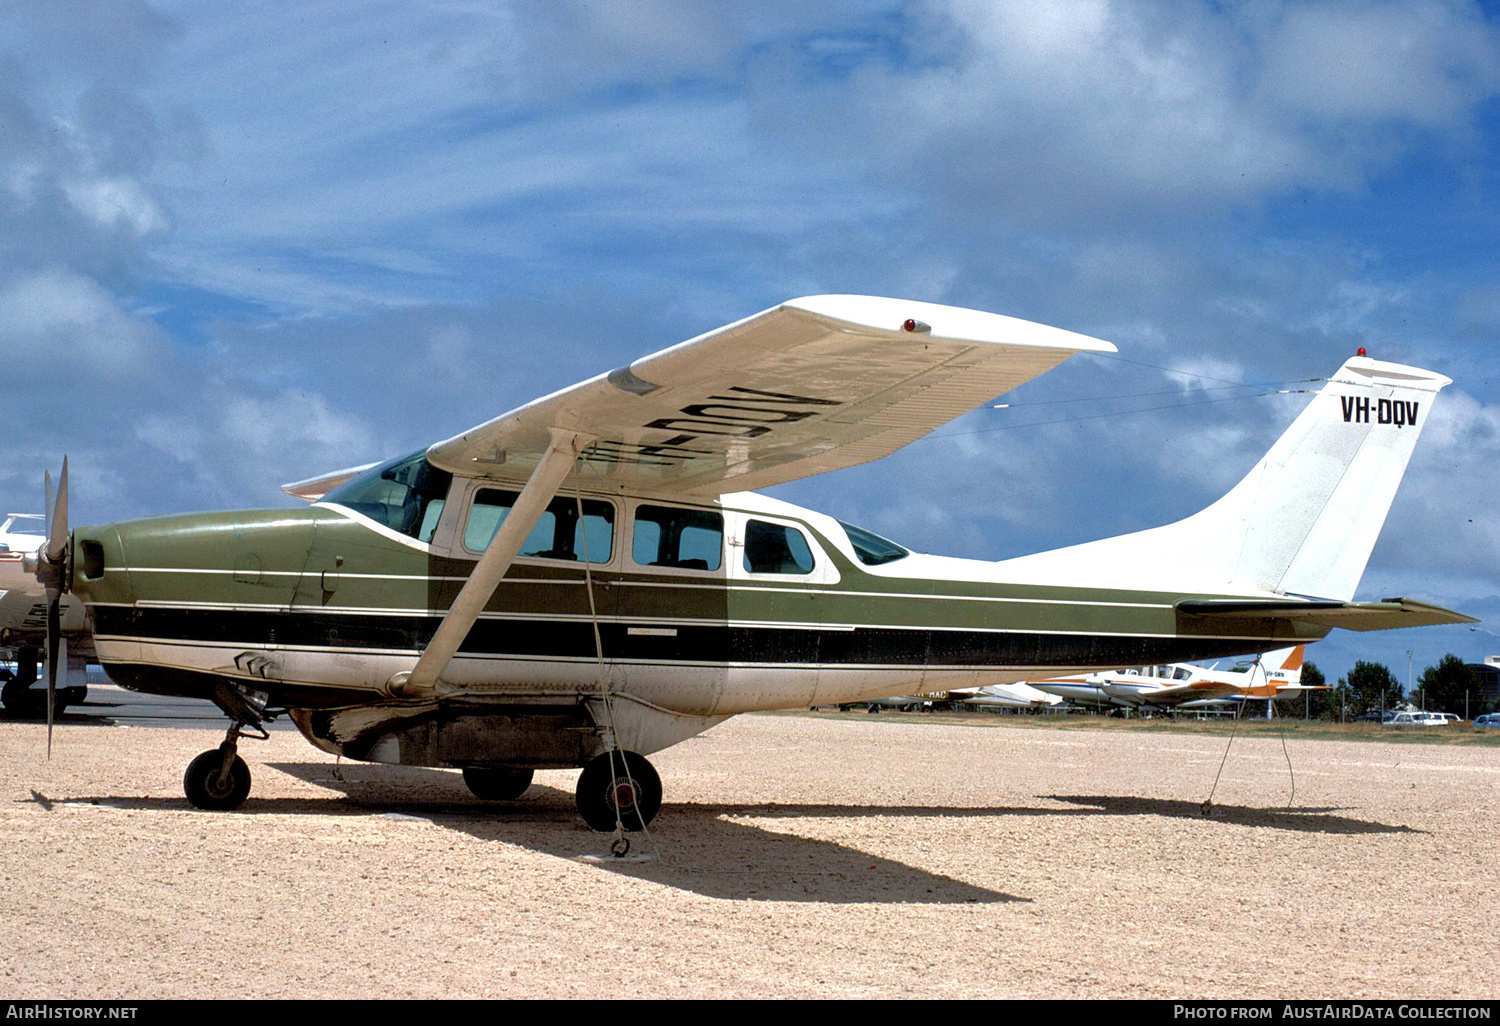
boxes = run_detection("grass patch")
[774,707,1500,747]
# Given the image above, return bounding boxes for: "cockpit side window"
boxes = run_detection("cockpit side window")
[322,450,453,543]
[837,520,909,566]
[464,490,614,562]
[743,520,815,575]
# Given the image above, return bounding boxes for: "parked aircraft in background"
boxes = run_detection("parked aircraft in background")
[1029,646,1312,714]
[1177,645,1331,717]
[24,296,1470,836]
[1,512,89,716]
[950,682,1062,709]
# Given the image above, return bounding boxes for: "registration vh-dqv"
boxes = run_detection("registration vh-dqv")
[24,296,1472,836]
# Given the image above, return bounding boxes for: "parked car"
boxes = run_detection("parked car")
[1474,712,1500,729]
[1385,711,1448,726]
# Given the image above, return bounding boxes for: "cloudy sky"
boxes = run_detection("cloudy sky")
[3,0,1498,686]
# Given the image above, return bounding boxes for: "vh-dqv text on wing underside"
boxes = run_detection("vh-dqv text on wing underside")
[423,295,1116,496]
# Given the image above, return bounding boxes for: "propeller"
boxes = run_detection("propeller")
[38,459,68,758]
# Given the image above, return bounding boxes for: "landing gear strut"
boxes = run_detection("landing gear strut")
[574,750,661,832]
[183,682,275,811]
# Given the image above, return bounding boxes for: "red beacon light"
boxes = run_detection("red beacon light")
[1357,347,1367,357]
[902,318,932,334]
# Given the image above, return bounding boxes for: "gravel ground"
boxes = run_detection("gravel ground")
[2,712,1496,1000]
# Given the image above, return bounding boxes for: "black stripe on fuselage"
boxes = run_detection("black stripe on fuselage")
[92,606,1281,669]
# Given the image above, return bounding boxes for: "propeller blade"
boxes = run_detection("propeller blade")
[46,595,58,759]
[47,457,69,562]
[40,456,69,760]
[44,469,53,544]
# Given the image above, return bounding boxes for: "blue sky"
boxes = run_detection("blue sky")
[3,0,1498,688]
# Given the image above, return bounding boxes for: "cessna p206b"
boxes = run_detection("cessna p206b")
[29,295,1471,830]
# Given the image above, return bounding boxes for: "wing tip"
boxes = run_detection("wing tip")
[783,295,1117,354]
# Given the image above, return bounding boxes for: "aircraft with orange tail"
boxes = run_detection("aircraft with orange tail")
[1028,645,1321,713]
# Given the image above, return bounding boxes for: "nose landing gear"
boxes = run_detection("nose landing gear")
[183,682,276,812]
[184,742,253,811]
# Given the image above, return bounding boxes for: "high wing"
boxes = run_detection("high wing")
[424,295,1115,495]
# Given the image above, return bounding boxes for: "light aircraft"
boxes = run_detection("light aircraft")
[1175,645,1332,717]
[24,295,1473,833]
[1102,645,1314,711]
[949,682,1062,710]
[1027,646,1314,713]
[1,512,89,716]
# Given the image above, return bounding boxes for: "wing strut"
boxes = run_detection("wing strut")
[396,428,591,696]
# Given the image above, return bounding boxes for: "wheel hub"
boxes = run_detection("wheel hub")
[613,781,637,811]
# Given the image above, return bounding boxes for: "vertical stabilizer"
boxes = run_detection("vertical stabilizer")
[1206,357,1449,600]
[995,356,1450,600]
[1267,645,1305,684]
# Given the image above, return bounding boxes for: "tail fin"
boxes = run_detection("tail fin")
[997,356,1450,599]
[1267,645,1305,684]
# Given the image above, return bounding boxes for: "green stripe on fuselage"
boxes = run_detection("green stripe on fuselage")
[73,504,1321,654]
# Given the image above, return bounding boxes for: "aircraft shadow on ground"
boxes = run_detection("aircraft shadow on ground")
[0,702,204,727]
[36,762,1020,905]
[26,765,1417,904]
[1043,794,1421,835]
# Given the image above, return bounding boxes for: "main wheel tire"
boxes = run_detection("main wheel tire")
[462,767,534,801]
[2,676,32,715]
[183,750,252,811]
[575,751,661,832]
[1,679,65,719]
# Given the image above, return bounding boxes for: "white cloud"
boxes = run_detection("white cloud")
[63,176,169,235]
[1260,0,1500,129]
[1366,387,1500,587]
[0,268,161,377]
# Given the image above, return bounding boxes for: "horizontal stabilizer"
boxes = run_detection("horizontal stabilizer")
[1177,597,1476,633]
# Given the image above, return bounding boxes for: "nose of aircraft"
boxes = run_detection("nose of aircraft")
[68,525,130,602]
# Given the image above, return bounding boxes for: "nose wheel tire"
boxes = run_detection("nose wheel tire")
[575,751,661,832]
[462,767,534,801]
[184,749,252,811]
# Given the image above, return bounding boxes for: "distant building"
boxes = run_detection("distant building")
[1468,656,1500,702]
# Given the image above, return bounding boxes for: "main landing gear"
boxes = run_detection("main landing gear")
[574,750,662,832]
[0,650,82,719]
[183,683,275,812]
[462,767,534,801]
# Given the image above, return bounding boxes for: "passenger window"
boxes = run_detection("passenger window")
[743,520,815,575]
[463,489,614,562]
[633,505,723,571]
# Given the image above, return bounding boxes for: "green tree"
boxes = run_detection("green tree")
[1338,661,1401,718]
[1414,654,1480,716]
[1298,661,1342,720]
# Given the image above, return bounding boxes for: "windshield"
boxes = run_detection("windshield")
[322,449,453,542]
[837,520,909,566]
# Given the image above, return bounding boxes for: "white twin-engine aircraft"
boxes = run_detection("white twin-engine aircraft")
[31,295,1471,833]
[1,513,90,716]
[1027,645,1319,713]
